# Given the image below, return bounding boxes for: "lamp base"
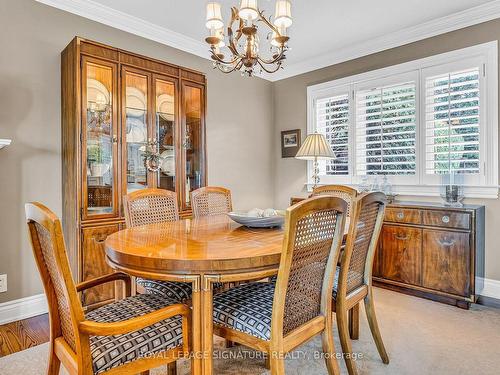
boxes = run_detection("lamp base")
[312,157,320,190]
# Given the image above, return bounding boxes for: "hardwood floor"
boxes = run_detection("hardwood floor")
[0,314,49,357]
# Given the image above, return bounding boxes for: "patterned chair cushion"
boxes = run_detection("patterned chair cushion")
[138,278,225,301]
[86,293,183,374]
[213,282,275,341]
[137,278,192,302]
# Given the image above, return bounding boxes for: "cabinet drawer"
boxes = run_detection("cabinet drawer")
[422,229,470,296]
[81,224,120,306]
[422,210,470,230]
[385,208,421,225]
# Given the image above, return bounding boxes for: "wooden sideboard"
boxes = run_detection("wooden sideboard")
[290,197,485,308]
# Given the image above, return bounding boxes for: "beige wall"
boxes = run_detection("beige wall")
[0,0,273,303]
[273,19,500,282]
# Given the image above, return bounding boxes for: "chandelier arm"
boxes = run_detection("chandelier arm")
[216,62,239,74]
[257,9,281,36]
[257,50,286,65]
[218,58,244,73]
[212,54,241,65]
[227,8,247,59]
[210,47,241,65]
[256,59,283,74]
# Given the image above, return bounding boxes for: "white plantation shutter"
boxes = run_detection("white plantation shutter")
[355,81,417,176]
[308,43,497,195]
[316,94,350,175]
[425,67,481,176]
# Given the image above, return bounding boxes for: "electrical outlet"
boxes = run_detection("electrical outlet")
[0,274,7,293]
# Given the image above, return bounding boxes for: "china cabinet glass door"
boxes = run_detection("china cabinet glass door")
[154,76,177,192]
[181,81,206,210]
[122,68,150,194]
[82,57,118,219]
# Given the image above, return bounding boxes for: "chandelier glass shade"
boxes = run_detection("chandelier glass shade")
[205,0,292,76]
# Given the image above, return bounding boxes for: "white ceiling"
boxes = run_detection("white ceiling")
[38,0,500,80]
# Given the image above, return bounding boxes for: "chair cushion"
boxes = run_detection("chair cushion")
[213,282,274,341]
[137,278,192,302]
[86,294,183,374]
[138,278,226,301]
[333,267,340,300]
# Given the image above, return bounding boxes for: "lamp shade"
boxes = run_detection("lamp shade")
[206,2,224,29]
[239,0,258,21]
[295,133,335,160]
[274,0,292,28]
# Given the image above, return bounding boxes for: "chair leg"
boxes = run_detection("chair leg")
[269,356,285,375]
[336,307,359,375]
[348,303,360,340]
[364,289,389,364]
[167,361,177,375]
[264,355,271,370]
[47,344,61,375]
[321,314,341,375]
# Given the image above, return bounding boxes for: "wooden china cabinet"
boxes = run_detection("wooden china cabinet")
[61,37,207,308]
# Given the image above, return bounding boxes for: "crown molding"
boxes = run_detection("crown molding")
[36,0,500,82]
[35,0,209,59]
[272,0,500,81]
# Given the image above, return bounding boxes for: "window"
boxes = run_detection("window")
[316,93,350,175]
[307,42,498,197]
[355,78,417,177]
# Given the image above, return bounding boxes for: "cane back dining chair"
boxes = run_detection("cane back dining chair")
[311,184,360,339]
[123,189,193,303]
[190,186,232,217]
[212,195,348,374]
[332,192,389,375]
[25,202,190,375]
[311,185,358,218]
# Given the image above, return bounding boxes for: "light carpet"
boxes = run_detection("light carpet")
[1,288,499,375]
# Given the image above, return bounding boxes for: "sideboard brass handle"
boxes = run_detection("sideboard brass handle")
[441,215,450,224]
[94,237,107,244]
[396,212,405,220]
[395,233,409,241]
[437,238,455,247]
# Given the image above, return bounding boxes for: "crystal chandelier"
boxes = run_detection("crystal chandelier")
[205,0,292,76]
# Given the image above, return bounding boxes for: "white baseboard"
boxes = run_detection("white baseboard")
[0,293,48,325]
[478,277,500,300]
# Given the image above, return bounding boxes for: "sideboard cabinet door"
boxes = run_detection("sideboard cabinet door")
[81,224,121,307]
[422,229,470,297]
[379,225,422,286]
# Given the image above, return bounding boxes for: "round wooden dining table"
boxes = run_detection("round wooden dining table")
[105,214,284,375]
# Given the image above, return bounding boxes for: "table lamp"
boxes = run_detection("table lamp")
[295,133,335,189]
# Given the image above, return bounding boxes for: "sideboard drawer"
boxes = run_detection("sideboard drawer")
[385,208,421,225]
[422,210,470,230]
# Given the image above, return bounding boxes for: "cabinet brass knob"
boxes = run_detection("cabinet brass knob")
[396,212,404,220]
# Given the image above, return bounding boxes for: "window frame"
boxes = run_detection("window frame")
[306,41,498,198]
